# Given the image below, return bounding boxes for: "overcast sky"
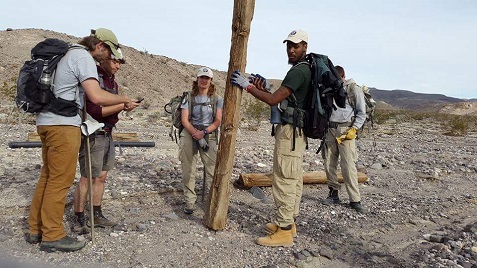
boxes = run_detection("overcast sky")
[1,0,476,99]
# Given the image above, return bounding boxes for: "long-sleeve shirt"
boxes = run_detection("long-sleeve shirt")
[85,66,119,131]
[329,78,366,129]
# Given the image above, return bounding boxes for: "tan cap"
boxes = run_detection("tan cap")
[197,67,213,78]
[283,29,308,44]
[91,28,122,60]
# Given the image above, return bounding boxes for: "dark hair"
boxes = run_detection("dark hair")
[191,79,216,97]
[335,65,345,78]
[78,36,102,51]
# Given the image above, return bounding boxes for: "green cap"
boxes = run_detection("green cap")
[91,28,121,59]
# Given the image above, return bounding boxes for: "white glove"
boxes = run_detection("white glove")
[230,70,251,90]
[197,138,209,151]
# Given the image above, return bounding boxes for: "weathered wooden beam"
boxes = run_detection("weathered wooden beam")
[236,171,369,189]
[204,0,255,231]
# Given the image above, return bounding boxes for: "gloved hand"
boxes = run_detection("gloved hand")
[230,70,251,90]
[197,138,209,151]
[336,127,358,144]
[250,73,272,91]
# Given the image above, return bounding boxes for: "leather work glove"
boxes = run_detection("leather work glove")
[197,138,209,152]
[250,73,272,92]
[336,127,358,144]
[230,70,252,90]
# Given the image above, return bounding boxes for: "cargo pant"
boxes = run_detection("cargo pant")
[322,125,361,202]
[179,130,217,205]
[272,124,306,228]
[28,125,81,241]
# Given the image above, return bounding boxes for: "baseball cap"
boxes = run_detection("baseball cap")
[91,28,122,60]
[197,67,213,78]
[111,48,126,64]
[283,30,308,44]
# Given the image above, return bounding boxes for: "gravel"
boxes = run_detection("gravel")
[0,113,476,268]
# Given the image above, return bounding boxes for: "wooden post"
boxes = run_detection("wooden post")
[204,0,255,230]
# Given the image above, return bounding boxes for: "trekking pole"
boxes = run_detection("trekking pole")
[85,134,95,243]
[82,101,95,244]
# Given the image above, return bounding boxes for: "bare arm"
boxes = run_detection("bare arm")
[81,78,132,106]
[205,108,222,134]
[181,108,199,138]
[248,85,292,106]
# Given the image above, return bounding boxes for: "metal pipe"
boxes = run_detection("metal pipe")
[8,141,156,149]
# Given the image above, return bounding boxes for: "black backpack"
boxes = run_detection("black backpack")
[16,38,80,117]
[282,53,346,152]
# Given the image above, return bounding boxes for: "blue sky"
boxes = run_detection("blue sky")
[1,0,476,99]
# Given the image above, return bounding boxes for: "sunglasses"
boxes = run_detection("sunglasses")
[103,40,120,50]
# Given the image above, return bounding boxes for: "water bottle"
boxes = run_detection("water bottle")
[270,105,282,124]
[38,70,52,104]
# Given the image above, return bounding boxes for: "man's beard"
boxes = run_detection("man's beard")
[288,53,305,65]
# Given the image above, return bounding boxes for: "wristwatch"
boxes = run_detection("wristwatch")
[203,129,208,135]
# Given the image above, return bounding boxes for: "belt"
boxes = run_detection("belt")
[329,122,351,128]
[94,130,112,136]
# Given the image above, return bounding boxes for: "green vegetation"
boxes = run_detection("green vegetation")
[374,107,476,136]
[241,97,269,131]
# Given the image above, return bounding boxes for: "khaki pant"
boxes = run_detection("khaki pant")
[272,124,306,227]
[28,125,81,241]
[179,131,217,205]
[322,126,361,202]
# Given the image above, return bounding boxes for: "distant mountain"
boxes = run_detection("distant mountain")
[368,88,465,110]
[0,28,473,113]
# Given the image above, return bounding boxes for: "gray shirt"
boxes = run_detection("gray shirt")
[181,94,223,126]
[36,45,98,127]
[329,78,366,129]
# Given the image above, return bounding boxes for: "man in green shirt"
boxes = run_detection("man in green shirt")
[231,29,311,247]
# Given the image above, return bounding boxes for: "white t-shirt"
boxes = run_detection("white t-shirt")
[36,45,98,127]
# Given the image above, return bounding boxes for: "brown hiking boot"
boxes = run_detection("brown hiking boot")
[91,211,117,227]
[71,216,90,235]
[39,236,86,252]
[256,227,294,247]
[264,223,297,238]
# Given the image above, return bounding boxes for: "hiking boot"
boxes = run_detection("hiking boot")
[321,187,340,205]
[264,223,297,238]
[39,236,86,252]
[72,216,90,235]
[25,233,41,244]
[350,202,368,214]
[183,203,195,215]
[256,227,294,247]
[91,211,117,227]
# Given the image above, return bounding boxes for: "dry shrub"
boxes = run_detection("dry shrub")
[241,98,269,131]
[443,115,471,136]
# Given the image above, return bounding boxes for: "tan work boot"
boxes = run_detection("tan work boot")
[256,227,294,247]
[264,223,297,238]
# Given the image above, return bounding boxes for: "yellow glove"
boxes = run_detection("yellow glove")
[336,127,358,144]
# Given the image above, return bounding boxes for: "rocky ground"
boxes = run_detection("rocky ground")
[0,108,476,268]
